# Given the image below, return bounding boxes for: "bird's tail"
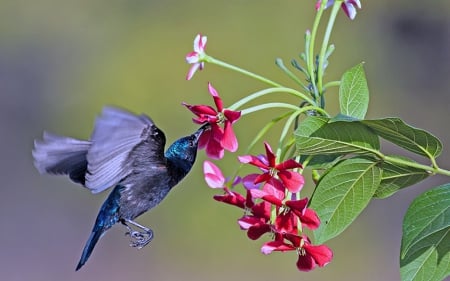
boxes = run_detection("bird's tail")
[76,227,106,271]
[75,185,122,271]
[32,132,91,185]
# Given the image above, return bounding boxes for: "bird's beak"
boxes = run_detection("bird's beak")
[194,123,211,142]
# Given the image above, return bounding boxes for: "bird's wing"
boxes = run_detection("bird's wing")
[85,107,166,193]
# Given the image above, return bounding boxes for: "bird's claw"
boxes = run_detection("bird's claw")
[125,229,153,249]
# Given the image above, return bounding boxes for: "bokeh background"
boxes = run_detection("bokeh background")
[1,1,449,280]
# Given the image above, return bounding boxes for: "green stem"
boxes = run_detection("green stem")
[307,6,324,99]
[323,80,341,89]
[206,56,283,88]
[276,106,319,158]
[275,58,308,89]
[240,103,301,116]
[317,1,341,93]
[228,87,317,111]
[246,111,293,154]
[383,155,450,177]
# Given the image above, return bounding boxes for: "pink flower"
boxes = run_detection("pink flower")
[238,142,304,194]
[203,160,226,188]
[186,34,207,80]
[203,160,247,208]
[316,0,361,20]
[183,83,241,159]
[261,234,333,272]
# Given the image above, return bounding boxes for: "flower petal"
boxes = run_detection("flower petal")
[203,161,225,188]
[182,103,217,117]
[251,201,271,221]
[261,241,295,255]
[221,120,238,152]
[198,130,210,149]
[206,141,224,159]
[238,155,269,170]
[342,2,357,20]
[223,109,241,124]
[198,128,224,159]
[299,208,321,230]
[285,198,308,213]
[250,189,283,206]
[213,191,245,208]
[185,51,200,63]
[296,253,316,271]
[210,123,224,142]
[238,216,262,230]
[242,174,261,190]
[341,0,361,20]
[284,233,302,247]
[263,142,276,167]
[262,178,285,200]
[304,243,333,267]
[193,34,207,53]
[186,63,200,80]
[277,170,305,193]
[275,159,303,170]
[274,211,297,234]
[247,223,272,240]
[254,172,272,184]
[208,82,223,112]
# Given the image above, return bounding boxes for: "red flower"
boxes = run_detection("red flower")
[238,142,304,193]
[316,0,361,20]
[251,189,320,231]
[261,234,333,272]
[185,34,207,80]
[238,200,272,240]
[184,83,241,159]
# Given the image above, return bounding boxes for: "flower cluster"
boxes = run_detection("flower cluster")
[183,30,333,272]
[202,142,333,272]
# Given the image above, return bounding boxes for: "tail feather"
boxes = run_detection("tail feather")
[76,228,105,271]
[75,185,122,270]
[33,132,90,185]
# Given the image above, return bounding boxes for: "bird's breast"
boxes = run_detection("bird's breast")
[118,172,172,220]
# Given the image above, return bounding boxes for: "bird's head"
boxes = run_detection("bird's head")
[165,123,210,171]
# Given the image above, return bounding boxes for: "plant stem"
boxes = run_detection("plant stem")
[240,103,302,116]
[324,80,341,89]
[228,87,317,111]
[383,155,450,177]
[206,56,283,88]
[307,7,324,100]
[317,1,341,93]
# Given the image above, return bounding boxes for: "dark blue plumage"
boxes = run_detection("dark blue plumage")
[32,107,208,271]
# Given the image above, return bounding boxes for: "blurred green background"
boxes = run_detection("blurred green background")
[1,0,449,280]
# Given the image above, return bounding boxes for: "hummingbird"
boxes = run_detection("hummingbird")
[32,106,209,270]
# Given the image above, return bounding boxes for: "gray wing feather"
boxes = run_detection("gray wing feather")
[32,132,90,184]
[85,107,166,193]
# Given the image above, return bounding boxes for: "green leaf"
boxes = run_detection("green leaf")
[374,157,429,199]
[339,62,369,119]
[362,118,442,158]
[400,184,450,281]
[310,157,382,244]
[295,116,380,156]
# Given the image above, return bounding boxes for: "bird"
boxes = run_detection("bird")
[32,106,209,271]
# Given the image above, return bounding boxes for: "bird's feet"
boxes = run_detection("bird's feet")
[125,229,153,249]
[121,219,154,249]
